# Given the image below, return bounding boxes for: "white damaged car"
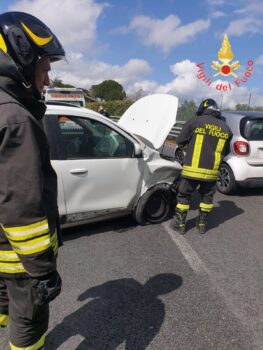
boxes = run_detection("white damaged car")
[43,94,181,227]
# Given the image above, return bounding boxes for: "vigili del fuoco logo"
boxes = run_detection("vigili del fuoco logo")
[196,34,254,92]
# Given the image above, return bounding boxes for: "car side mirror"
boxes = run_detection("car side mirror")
[134,143,143,157]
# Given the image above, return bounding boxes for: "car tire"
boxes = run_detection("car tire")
[133,184,171,225]
[217,163,238,194]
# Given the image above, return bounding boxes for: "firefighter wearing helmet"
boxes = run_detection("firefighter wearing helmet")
[172,98,232,234]
[0,12,65,349]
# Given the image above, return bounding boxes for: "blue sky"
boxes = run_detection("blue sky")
[1,0,263,108]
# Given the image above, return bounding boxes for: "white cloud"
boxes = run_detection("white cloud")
[127,80,159,99]
[234,1,263,16]
[224,1,263,36]
[256,55,263,65]
[206,0,226,5]
[9,0,108,52]
[8,0,263,108]
[211,11,226,18]
[127,59,263,109]
[225,17,263,36]
[155,60,213,101]
[124,15,210,54]
[50,55,152,89]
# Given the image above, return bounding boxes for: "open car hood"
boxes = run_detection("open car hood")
[118,94,178,149]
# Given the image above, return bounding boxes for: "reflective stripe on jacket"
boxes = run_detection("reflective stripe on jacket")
[177,114,232,181]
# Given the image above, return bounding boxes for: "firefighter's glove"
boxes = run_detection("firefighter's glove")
[174,148,185,166]
[31,270,62,306]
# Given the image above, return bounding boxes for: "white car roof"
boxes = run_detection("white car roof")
[45,104,101,118]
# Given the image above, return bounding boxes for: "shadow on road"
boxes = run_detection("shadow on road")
[62,216,136,242]
[235,187,263,197]
[46,273,182,350]
[185,200,244,233]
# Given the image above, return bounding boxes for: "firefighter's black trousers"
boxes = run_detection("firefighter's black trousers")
[176,177,217,212]
[0,277,49,349]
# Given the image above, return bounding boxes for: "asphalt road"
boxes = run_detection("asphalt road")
[1,187,263,350]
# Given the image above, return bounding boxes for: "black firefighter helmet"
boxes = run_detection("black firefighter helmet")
[196,98,221,117]
[0,11,65,87]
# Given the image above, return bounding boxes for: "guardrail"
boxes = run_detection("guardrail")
[169,121,185,138]
[111,117,186,139]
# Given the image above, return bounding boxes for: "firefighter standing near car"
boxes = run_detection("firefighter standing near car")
[0,12,65,349]
[172,99,232,234]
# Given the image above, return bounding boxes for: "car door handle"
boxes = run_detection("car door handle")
[70,168,88,175]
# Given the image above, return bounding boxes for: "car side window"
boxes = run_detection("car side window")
[242,118,263,141]
[58,115,133,159]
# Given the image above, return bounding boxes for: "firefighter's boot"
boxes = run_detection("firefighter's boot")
[196,210,209,234]
[172,209,187,234]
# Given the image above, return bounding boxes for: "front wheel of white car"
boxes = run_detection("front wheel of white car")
[133,184,171,225]
[217,163,238,194]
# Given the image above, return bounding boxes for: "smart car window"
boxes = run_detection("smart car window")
[58,115,133,159]
[242,119,263,141]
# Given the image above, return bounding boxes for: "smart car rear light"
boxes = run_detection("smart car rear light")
[233,141,249,155]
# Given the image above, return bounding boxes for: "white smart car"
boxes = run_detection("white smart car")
[43,94,181,227]
[217,111,263,194]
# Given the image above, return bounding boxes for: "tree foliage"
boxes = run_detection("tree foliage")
[86,100,134,117]
[235,104,263,111]
[177,100,197,121]
[87,98,200,120]
[235,104,249,111]
[90,80,126,101]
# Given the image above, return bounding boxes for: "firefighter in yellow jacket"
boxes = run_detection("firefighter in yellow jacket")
[172,99,232,234]
[0,12,65,349]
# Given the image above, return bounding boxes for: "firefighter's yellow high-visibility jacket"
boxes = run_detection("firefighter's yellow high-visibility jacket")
[177,113,233,181]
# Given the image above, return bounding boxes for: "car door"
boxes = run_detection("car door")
[48,113,143,219]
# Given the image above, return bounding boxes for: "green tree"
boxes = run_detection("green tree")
[235,104,263,111]
[235,104,249,111]
[177,100,197,121]
[90,80,126,101]
[87,99,134,117]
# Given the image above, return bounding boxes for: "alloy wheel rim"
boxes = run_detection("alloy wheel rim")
[218,168,230,191]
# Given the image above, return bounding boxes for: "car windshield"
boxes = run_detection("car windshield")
[242,119,263,141]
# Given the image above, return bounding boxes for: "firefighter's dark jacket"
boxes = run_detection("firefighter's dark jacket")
[177,111,233,181]
[0,53,61,279]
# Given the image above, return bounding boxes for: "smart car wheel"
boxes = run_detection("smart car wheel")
[217,163,238,194]
[133,184,171,225]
